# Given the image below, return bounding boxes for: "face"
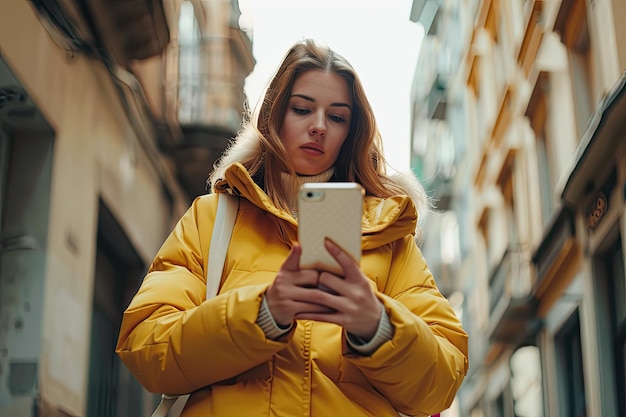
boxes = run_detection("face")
[280,69,352,175]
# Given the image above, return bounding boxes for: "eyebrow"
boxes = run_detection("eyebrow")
[290,94,352,111]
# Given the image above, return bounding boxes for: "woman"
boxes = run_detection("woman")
[117,39,468,417]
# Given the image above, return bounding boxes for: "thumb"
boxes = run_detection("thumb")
[281,244,302,272]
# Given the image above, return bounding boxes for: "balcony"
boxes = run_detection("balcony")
[177,69,242,134]
[0,62,52,136]
[174,28,253,199]
[30,0,174,138]
[415,119,456,210]
[531,206,579,300]
[426,73,448,120]
[30,0,182,168]
[487,245,539,346]
[420,211,460,297]
[32,0,254,200]
[561,71,626,208]
[410,0,442,35]
[38,0,170,68]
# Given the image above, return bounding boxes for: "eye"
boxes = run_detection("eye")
[292,107,310,115]
[329,115,346,123]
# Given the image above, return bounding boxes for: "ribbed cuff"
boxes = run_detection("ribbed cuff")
[256,294,294,340]
[346,306,394,356]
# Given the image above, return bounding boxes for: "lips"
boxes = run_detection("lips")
[301,142,324,155]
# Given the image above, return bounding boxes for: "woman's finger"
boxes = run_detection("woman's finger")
[276,269,319,288]
[324,239,361,280]
[281,244,302,272]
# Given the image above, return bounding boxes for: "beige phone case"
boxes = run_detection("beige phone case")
[297,182,364,275]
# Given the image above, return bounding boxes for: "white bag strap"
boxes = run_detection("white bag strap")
[151,192,238,417]
[151,394,182,417]
[206,192,238,299]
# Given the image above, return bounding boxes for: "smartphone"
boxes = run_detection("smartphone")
[297,182,364,275]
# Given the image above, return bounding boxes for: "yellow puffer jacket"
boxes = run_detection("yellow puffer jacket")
[116,163,468,417]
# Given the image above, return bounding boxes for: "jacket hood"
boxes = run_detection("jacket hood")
[209,127,261,192]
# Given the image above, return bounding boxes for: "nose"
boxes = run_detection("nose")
[309,112,326,137]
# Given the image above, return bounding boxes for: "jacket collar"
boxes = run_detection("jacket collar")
[215,163,418,249]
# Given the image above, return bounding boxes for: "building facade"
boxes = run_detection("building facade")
[410,0,626,416]
[0,0,253,416]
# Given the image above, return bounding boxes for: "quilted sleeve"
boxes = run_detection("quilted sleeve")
[115,195,290,395]
[345,235,468,416]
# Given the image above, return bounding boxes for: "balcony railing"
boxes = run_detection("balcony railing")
[487,244,538,345]
[178,76,242,134]
[177,42,245,135]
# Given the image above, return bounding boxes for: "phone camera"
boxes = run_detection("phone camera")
[306,191,314,198]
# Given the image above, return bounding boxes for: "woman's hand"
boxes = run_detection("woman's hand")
[294,240,383,340]
[265,244,332,327]
[266,241,382,340]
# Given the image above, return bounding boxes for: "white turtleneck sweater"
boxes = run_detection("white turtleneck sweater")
[280,167,335,219]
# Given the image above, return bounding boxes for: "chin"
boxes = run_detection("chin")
[294,164,327,176]
[297,169,327,176]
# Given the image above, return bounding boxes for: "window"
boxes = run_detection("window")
[0,127,9,236]
[612,241,626,417]
[602,235,626,416]
[491,383,514,417]
[479,50,497,143]
[440,211,460,267]
[535,133,553,226]
[495,0,515,100]
[479,203,508,272]
[467,230,489,353]
[494,390,506,417]
[527,75,556,227]
[555,310,587,417]
[497,152,518,246]
[555,0,595,141]
[178,1,203,122]
[478,208,491,266]
[509,0,525,47]
[511,346,544,416]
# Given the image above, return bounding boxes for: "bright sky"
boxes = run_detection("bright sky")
[237,0,424,172]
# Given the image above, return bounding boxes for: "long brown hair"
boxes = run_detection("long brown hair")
[211,39,408,212]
